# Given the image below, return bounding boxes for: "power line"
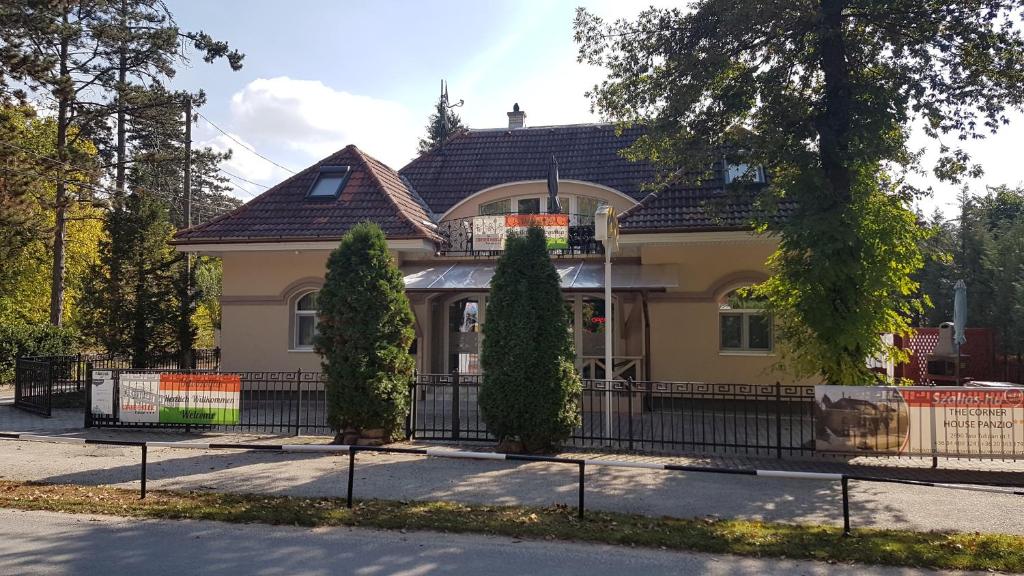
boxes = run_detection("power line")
[220,173,257,198]
[195,112,297,175]
[217,167,270,189]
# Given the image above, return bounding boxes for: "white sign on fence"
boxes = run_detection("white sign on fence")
[90,370,114,415]
[815,385,1024,457]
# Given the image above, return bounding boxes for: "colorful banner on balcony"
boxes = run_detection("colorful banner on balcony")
[118,372,241,425]
[814,385,1024,457]
[472,214,569,251]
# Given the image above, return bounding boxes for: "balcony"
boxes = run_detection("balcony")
[436,213,603,257]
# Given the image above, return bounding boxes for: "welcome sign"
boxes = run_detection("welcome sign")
[119,372,241,425]
[472,214,569,251]
[814,385,1024,458]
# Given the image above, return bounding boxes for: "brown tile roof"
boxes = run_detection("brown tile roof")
[617,186,797,233]
[173,145,439,244]
[399,123,789,232]
[398,124,659,215]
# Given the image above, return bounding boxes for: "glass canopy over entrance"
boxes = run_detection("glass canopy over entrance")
[401,261,678,292]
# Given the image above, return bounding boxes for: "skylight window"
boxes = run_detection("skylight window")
[306,166,351,199]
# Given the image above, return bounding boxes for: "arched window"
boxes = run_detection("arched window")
[294,291,319,350]
[718,288,772,352]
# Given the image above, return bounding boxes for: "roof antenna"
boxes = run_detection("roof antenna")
[439,79,464,154]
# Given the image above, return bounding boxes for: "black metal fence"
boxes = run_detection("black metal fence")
[409,374,817,457]
[13,350,220,417]
[88,369,330,435]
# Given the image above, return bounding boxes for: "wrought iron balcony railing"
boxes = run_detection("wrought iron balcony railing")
[436,212,603,256]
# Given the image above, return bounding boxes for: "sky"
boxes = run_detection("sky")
[163,0,1024,217]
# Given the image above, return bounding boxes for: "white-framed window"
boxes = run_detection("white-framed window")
[725,163,765,184]
[719,288,772,353]
[294,291,319,350]
[478,194,603,223]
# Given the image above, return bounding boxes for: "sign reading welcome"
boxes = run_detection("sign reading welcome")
[814,385,1024,458]
[472,214,569,251]
[119,372,241,425]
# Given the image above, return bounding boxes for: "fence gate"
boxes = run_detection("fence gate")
[14,358,53,417]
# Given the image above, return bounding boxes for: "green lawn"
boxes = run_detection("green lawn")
[1,480,1021,572]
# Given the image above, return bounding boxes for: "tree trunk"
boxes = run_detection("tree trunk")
[816,0,852,205]
[48,21,71,327]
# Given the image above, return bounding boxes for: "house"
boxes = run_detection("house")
[172,105,800,385]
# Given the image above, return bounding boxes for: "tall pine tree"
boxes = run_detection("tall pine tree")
[80,191,182,367]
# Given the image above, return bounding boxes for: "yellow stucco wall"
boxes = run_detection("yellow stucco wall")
[636,239,815,384]
[212,200,811,383]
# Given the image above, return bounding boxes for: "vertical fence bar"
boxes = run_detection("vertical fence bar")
[841,476,851,536]
[294,369,302,436]
[451,369,461,441]
[347,447,357,508]
[140,445,148,499]
[627,379,634,451]
[775,382,783,459]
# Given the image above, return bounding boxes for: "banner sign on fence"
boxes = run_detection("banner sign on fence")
[119,372,241,425]
[90,370,114,416]
[472,214,569,251]
[814,385,1024,457]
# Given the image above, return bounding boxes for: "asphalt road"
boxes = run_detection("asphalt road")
[0,509,982,576]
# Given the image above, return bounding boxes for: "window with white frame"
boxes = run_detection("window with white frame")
[294,291,319,349]
[719,288,772,352]
[725,163,765,184]
[478,194,603,223]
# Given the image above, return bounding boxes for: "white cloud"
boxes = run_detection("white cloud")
[196,128,288,199]
[228,77,420,168]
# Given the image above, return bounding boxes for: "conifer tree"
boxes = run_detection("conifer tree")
[479,227,581,452]
[315,222,415,442]
[79,191,182,367]
[417,87,466,154]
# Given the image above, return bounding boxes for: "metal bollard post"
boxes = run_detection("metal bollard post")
[578,461,586,519]
[841,476,850,536]
[140,445,148,499]
[347,447,357,509]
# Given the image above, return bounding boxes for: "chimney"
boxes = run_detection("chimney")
[507,102,526,129]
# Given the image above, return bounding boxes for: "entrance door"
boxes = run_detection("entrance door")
[447,296,484,374]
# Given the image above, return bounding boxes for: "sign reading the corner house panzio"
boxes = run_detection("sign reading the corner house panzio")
[814,385,1024,458]
[472,214,569,251]
[119,372,241,425]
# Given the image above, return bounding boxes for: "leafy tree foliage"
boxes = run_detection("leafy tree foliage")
[79,191,184,368]
[0,106,103,327]
[0,323,77,384]
[918,187,1024,362]
[0,0,242,325]
[479,228,581,452]
[417,87,466,154]
[576,2,1024,383]
[315,222,415,441]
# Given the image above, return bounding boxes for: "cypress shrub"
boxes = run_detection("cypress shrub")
[315,222,415,442]
[479,227,581,452]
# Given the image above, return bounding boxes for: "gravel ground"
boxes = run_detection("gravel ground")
[0,509,988,576]
[2,404,1023,536]
[1,431,1023,536]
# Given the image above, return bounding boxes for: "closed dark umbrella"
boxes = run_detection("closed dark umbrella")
[547,154,560,213]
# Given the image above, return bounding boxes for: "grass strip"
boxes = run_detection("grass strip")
[0,479,1021,572]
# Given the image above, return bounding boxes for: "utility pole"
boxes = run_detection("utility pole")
[179,95,193,369]
[184,95,192,230]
